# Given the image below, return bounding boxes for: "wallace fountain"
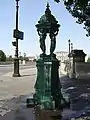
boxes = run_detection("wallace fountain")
[27,3,70,119]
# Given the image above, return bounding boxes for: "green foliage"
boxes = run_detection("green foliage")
[54,0,60,3]
[25,57,29,61]
[19,55,29,61]
[33,59,36,62]
[55,0,90,36]
[0,50,6,62]
[19,56,23,61]
[6,55,13,61]
[87,57,90,62]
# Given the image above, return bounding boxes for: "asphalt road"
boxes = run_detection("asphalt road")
[0,62,36,75]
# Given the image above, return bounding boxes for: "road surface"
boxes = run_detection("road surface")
[0,62,36,75]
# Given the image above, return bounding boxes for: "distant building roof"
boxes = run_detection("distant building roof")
[56,51,68,54]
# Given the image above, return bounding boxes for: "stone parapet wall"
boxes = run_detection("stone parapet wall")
[75,62,90,79]
[75,62,90,73]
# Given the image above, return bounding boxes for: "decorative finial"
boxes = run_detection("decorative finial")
[45,2,51,15]
[47,2,50,8]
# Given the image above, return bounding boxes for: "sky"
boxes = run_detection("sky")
[0,0,90,57]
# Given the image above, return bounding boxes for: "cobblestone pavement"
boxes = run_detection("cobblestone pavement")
[60,75,90,119]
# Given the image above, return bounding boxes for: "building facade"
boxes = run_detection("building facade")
[28,56,36,61]
[56,51,69,62]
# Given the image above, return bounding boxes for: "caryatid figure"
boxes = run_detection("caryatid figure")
[36,3,60,56]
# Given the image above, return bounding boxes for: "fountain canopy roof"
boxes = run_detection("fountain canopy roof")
[36,3,60,33]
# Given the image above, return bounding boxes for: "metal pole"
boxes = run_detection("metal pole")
[71,43,73,51]
[13,0,20,77]
[15,0,19,57]
[68,39,71,75]
[68,39,71,54]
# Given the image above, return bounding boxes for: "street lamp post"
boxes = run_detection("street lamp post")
[68,39,71,54]
[68,39,71,72]
[13,0,20,77]
[71,43,73,51]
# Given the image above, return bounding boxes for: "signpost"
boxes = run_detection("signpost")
[12,41,16,47]
[13,29,24,40]
[13,0,24,77]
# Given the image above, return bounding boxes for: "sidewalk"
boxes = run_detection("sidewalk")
[0,67,67,102]
[0,67,70,118]
[0,68,37,116]
[0,68,37,101]
[0,67,66,117]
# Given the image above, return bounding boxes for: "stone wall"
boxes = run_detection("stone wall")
[75,62,90,79]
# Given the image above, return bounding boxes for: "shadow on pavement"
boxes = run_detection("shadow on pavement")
[0,94,36,120]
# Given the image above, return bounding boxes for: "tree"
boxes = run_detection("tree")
[54,0,60,3]
[25,57,29,61]
[6,55,13,61]
[87,57,90,62]
[23,53,26,58]
[0,50,6,62]
[19,56,23,61]
[54,0,90,37]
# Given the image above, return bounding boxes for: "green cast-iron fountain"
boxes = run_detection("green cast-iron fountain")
[27,3,70,112]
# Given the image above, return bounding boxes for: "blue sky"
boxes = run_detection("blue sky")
[0,0,90,57]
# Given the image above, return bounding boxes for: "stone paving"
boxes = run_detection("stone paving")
[0,68,36,117]
[0,66,90,120]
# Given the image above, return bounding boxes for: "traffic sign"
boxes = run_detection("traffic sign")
[13,29,24,40]
[12,41,16,46]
